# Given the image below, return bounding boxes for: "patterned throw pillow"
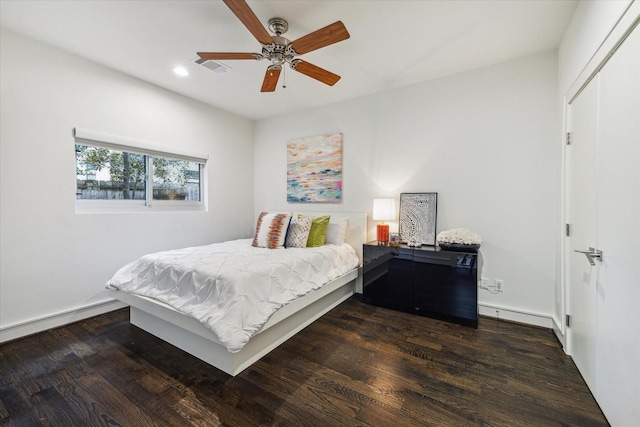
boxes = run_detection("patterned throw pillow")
[285,215,312,248]
[252,211,292,249]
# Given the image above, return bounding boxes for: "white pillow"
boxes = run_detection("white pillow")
[252,211,292,249]
[325,218,348,245]
[285,215,312,248]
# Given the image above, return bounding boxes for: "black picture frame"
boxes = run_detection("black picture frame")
[399,192,438,246]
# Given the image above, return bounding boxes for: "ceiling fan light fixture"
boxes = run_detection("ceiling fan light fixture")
[271,53,285,66]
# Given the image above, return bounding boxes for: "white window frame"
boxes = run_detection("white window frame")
[74,128,208,214]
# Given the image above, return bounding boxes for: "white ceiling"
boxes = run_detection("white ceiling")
[0,0,578,121]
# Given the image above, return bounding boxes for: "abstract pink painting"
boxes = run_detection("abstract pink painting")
[287,133,343,203]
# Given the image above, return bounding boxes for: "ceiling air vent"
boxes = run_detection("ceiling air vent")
[194,58,231,74]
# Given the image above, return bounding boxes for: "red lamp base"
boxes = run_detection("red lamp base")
[377,224,390,245]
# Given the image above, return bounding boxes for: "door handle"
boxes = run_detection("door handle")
[574,247,603,266]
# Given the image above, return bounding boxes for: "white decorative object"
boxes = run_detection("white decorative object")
[437,228,482,245]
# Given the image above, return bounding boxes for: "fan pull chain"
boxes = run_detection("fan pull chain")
[282,66,287,89]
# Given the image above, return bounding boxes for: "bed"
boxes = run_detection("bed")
[107,212,366,376]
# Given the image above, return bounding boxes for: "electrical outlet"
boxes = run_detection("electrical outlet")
[495,279,504,292]
[480,277,489,288]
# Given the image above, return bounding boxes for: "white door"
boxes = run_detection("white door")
[566,24,640,426]
[566,75,599,394]
[594,25,640,426]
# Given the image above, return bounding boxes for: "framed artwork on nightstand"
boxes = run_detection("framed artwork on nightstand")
[399,192,438,246]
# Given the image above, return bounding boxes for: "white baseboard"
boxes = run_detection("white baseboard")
[1,298,564,348]
[478,302,555,329]
[0,299,128,343]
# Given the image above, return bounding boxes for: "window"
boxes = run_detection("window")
[76,145,148,200]
[74,128,207,212]
[151,157,201,201]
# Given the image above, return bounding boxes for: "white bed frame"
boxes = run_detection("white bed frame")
[108,212,367,376]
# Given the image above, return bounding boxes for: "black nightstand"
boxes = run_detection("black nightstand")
[362,242,478,328]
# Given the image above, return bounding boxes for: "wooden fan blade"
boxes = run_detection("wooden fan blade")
[289,21,350,55]
[261,66,281,92]
[197,52,260,60]
[291,60,340,86]
[223,0,273,46]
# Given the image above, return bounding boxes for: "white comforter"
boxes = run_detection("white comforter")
[106,239,359,353]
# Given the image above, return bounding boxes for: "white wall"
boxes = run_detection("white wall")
[0,29,255,341]
[559,0,633,95]
[254,51,559,326]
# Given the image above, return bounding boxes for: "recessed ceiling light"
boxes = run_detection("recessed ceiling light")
[173,66,189,77]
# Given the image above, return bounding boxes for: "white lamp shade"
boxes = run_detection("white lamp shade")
[373,198,396,221]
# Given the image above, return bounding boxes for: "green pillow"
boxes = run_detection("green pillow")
[302,215,331,247]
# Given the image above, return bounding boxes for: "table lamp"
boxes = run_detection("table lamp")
[373,198,396,245]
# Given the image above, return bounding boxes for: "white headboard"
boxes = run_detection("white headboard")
[294,211,367,265]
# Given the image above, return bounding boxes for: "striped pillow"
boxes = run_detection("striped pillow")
[252,211,292,249]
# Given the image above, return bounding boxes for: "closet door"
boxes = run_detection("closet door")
[566,76,599,394]
[567,23,640,426]
[594,24,640,426]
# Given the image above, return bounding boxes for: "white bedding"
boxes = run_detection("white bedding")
[106,239,359,353]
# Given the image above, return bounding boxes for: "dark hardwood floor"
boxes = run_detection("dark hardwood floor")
[0,297,608,426]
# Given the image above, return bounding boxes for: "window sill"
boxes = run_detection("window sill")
[75,200,205,214]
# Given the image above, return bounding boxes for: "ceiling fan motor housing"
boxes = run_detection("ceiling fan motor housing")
[262,34,295,65]
[262,19,297,66]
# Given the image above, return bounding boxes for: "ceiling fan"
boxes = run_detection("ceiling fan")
[197,0,350,92]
